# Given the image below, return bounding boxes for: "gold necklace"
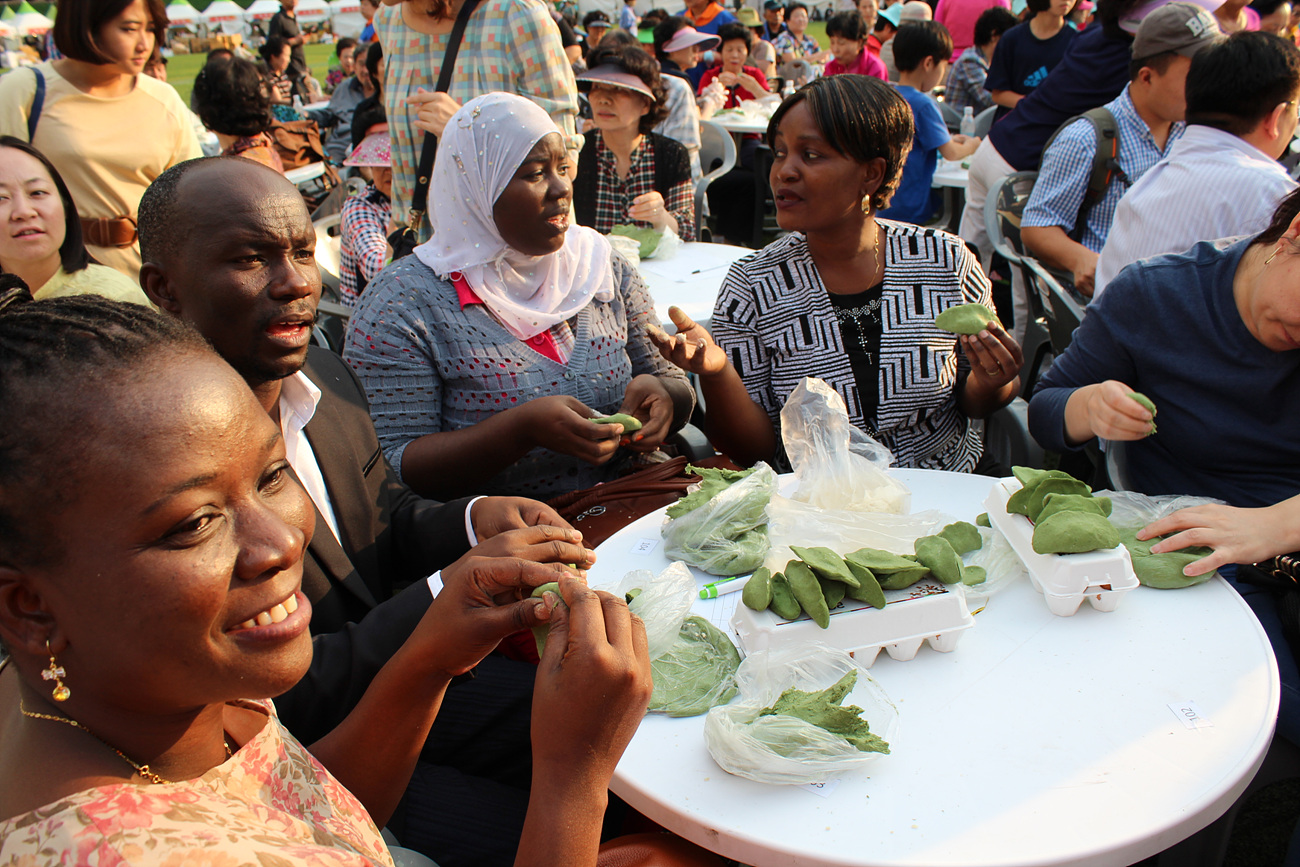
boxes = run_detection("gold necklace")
[19,695,232,785]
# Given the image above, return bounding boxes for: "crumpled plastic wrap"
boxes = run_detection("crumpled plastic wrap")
[704,644,898,784]
[661,463,777,576]
[1097,490,1227,589]
[609,562,741,717]
[961,524,1029,606]
[764,498,944,575]
[780,377,910,513]
[648,615,741,717]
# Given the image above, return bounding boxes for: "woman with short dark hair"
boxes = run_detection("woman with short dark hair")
[259,35,313,111]
[0,0,201,280]
[192,57,285,173]
[699,22,773,105]
[650,75,1022,472]
[574,44,696,240]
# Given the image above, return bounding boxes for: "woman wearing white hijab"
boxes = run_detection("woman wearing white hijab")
[345,92,694,501]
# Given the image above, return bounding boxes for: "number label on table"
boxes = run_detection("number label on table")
[630,537,659,556]
[1168,701,1214,730]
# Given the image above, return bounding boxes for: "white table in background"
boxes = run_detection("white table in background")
[285,162,327,186]
[932,159,969,189]
[593,469,1278,867]
[637,242,753,326]
[712,112,773,137]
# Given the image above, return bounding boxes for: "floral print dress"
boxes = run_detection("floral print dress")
[0,700,394,866]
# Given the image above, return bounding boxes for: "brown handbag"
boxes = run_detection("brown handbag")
[269,119,340,208]
[546,456,741,548]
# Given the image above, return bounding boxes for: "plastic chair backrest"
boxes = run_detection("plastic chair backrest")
[313,215,343,302]
[984,170,1038,265]
[1020,255,1085,356]
[695,120,738,236]
[973,104,997,138]
[750,143,777,248]
[936,97,962,133]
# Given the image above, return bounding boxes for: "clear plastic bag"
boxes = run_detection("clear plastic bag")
[704,643,898,784]
[1097,490,1227,532]
[780,377,911,513]
[649,226,681,261]
[606,562,740,716]
[661,463,777,576]
[610,561,697,660]
[960,525,1029,607]
[1095,490,1227,589]
[764,497,944,574]
[606,233,641,268]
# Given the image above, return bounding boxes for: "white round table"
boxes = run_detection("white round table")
[637,242,754,326]
[932,159,969,189]
[592,469,1278,867]
[712,113,773,136]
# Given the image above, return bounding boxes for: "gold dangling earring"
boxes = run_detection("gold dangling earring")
[1265,246,1281,266]
[861,194,872,215]
[41,639,69,702]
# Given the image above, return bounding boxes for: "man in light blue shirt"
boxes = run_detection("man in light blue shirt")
[1094,31,1300,298]
[1020,1,1220,296]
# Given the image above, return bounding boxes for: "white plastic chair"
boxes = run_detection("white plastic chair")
[974,104,997,138]
[313,213,343,300]
[695,120,737,237]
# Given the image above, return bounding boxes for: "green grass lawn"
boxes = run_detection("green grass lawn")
[167,42,339,104]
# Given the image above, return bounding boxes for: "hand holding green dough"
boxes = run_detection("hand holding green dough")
[530,582,564,656]
[934,302,999,335]
[591,412,643,432]
[1128,392,1157,435]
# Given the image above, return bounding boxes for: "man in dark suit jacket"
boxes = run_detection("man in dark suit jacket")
[139,156,592,867]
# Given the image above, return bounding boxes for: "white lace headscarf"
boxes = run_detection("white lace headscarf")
[414,92,614,341]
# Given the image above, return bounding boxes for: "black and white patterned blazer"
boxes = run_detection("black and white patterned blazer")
[711,222,990,472]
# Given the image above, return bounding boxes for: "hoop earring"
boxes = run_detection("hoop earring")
[41,639,69,702]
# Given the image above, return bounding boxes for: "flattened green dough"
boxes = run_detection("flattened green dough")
[1118,528,1215,589]
[877,565,930,590]
[935,302,999,335]
[591,412,643,431]
[1036,493,1112,523]
[962,565,987,586]
[791,545,860,588]
[758,670,890,754]
[1006,469,1078,515]
[914,536,963,584]
[976,512,991,527]
[820,576,847,610]
[844,560,886,608]
[937,521,982,555]
[1031,511,1120,555]
[786,560,831,628]
[769,572,801,620]
[845,547,918,573]
[530,582,563,656]
[1128,392,1158,436]
[742,566,772,611]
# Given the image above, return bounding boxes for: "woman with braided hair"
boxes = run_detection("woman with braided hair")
[0,293,658,865]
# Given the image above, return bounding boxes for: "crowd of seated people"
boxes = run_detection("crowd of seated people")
[11,0,1300,862]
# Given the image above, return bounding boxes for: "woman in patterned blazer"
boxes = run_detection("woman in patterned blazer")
[649,74,1022,472]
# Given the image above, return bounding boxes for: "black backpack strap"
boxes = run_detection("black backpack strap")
[27,67,45,142]
[1040,107,1124,242]
[404,0,482,233]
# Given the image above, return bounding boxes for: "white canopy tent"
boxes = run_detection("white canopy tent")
[244,0,282,21]
[164,1,202,29]
[329,0,365,37]
[13,9,52,36]
[297,0,331,23]
[200,0,247,34]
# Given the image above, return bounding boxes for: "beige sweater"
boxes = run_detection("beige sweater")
[0,63,202,280]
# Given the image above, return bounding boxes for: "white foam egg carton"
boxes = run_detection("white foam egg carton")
[984,479,1138,616]
[730,578,974,667]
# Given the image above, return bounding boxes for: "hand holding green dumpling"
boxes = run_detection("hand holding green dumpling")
[935,302,999,335]
[591,412,643,432]
[1128,392,1157,436]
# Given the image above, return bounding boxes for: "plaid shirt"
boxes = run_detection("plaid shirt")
[376,0,579,230]
[945,46,992,114]
[1022,86,1184,253]
[590,133,697,241]
[340,186,391,306]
